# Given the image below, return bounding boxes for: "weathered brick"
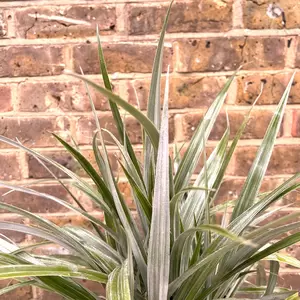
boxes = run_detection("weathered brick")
[0,46,64,77]
[15,5,116,39]
[73,43,172,74]
[0,280,32,300]
[175,38,243,73]
[0,184,71,213]
[176,110,277,142]
[0,152,21,180]
[236,72,300,105]
[233,145,300,177]
[0,10,7,38]
[27,149,119,179]
[0,116,71,149]
[125,76,227,110]
[242,37,287,70]
[128,0,232,35]
[18,80,119,112]
[175,37,286,73]
[0,85,12,112]
[244,0,300,29]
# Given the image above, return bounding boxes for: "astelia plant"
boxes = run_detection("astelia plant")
[0,2,299,299]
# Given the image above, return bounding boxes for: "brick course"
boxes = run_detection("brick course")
[0,0,300,296]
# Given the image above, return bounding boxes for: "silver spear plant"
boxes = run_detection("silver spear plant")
[0,2,299,299]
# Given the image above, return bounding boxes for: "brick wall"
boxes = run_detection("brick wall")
[0,0,300,298]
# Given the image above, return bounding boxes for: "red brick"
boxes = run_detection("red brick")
[296,36,300,68]
[0,280,32,300]
[215,178,244,204]
[27,149,119,179]
[233,145,300,177]
[0,184,71,213]
[244,0,300,29]
[124,76,227,110]
[278,272,300,289]
[128,0,232,35]
[76,114,118,145]
[0,46,64,77]
[27,151,80,179]
[216,176,298,206]
[179,146,215,174]
[15,5,116,39]
[77,114,174,145]
[35,289,63,300]
[0,152,21,180]
[0,85,12,112]
[176,110,278,142]
[0,116,71,149]
[0,216,27,243]
[18,80,119,112]
[35,281,105,300]
[81,280,105,297]
[175,37,286,73]
[236,72,300,105]
[292,110,300,137]
[286,244,300,261]
[48,214,96,228]
[123,77,165,110]
[73,43,173,74]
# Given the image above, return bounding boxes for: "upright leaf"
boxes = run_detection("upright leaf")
[264,260,279,295]
[174,74,236,193]
[231,72,296,220]
[147,68,170,300]
[144,0,174,192]
[97,27,142,179]
[107,260,131,300]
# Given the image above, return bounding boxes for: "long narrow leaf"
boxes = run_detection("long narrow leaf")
[144,0,174,193]
[147,68,170,300]
[231,72,296,220]
[65,71,159,151]
[174,73,237,193]
[97,27,142,181]
[106,260,131,300]
[264,260,279,295]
